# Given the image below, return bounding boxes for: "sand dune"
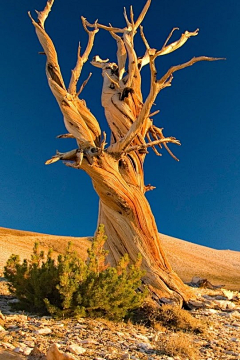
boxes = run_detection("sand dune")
[0,227,239,290]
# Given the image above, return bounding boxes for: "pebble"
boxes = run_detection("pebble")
[67,343,86,355]
[0,283,239,360]
[34,327,52,335]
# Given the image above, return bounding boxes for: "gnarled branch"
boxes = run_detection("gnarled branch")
[29,2,101,148]
[68,18,98,95]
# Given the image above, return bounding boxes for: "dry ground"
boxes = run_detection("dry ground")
[0,227,239,290]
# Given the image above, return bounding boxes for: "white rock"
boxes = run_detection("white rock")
[214,300,236,310]
[67,343,86,355]
[24,340,35,348]
[35,327,52,335]
[22,346,33,356]
[222,289,235,300]
[203,309,218,315]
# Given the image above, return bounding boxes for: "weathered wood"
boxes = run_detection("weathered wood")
[29,0,222,305]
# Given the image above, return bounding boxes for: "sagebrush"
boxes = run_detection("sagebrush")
[4,224,147,320]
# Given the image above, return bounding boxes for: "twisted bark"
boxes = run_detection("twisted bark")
[29,0,222,305]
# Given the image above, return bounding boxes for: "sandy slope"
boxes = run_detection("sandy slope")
[0,227,239,290]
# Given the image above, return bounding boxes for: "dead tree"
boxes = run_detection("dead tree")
[29,0,221,305]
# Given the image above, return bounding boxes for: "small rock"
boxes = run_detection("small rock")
[188,300,205,309]
[35,328,52,335]
[214,295,228,300]
[224,350,239,356]
[22,346,33,356]
[67,344,86,355]
[214,300,236,310]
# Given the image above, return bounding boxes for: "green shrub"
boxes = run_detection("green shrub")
[4,224,147,320]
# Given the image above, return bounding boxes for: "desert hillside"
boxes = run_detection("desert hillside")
[0,227,239,290]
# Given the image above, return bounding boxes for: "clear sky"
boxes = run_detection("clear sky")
[1,0,239,251]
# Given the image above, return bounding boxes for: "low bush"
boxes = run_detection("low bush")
[4,224,147,320]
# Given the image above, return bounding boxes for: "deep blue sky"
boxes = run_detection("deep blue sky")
[1,0,239,251]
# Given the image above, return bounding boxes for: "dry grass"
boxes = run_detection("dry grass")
[157,332,199,360]
[130,303,207,335]
[157,304,207,334]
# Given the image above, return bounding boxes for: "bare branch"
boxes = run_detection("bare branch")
[126,136,180,153]
[162,27,179,48]
[145,184,156,192]
[35,0,54,29]
[68,18,98,95]
[109,31,127,81]
[123,7,131,28]
[149,110,160,117]
[81,17,99,63]
[110,53,223,155]
[155,29,199,57]
[150,126,180,161]
[28,11,66,90]
[139,26,157,69]
[45,149,78,165]
[84,19,125,33]
[130,6,134,27]
[91,55,109,68]
[68,42,82,94]
[77,72,92,96]
[158,56,224,85]
[56,133,74,139]
[134,0,151,30]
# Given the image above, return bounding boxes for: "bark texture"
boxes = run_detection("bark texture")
[29,0,221,305]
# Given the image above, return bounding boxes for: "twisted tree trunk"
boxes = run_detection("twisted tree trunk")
[29,0,221,305]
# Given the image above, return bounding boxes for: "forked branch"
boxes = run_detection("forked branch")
[110,54,222,155]
[68,18,99,95]
[29,0,102,148]
[35,0,54,29]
